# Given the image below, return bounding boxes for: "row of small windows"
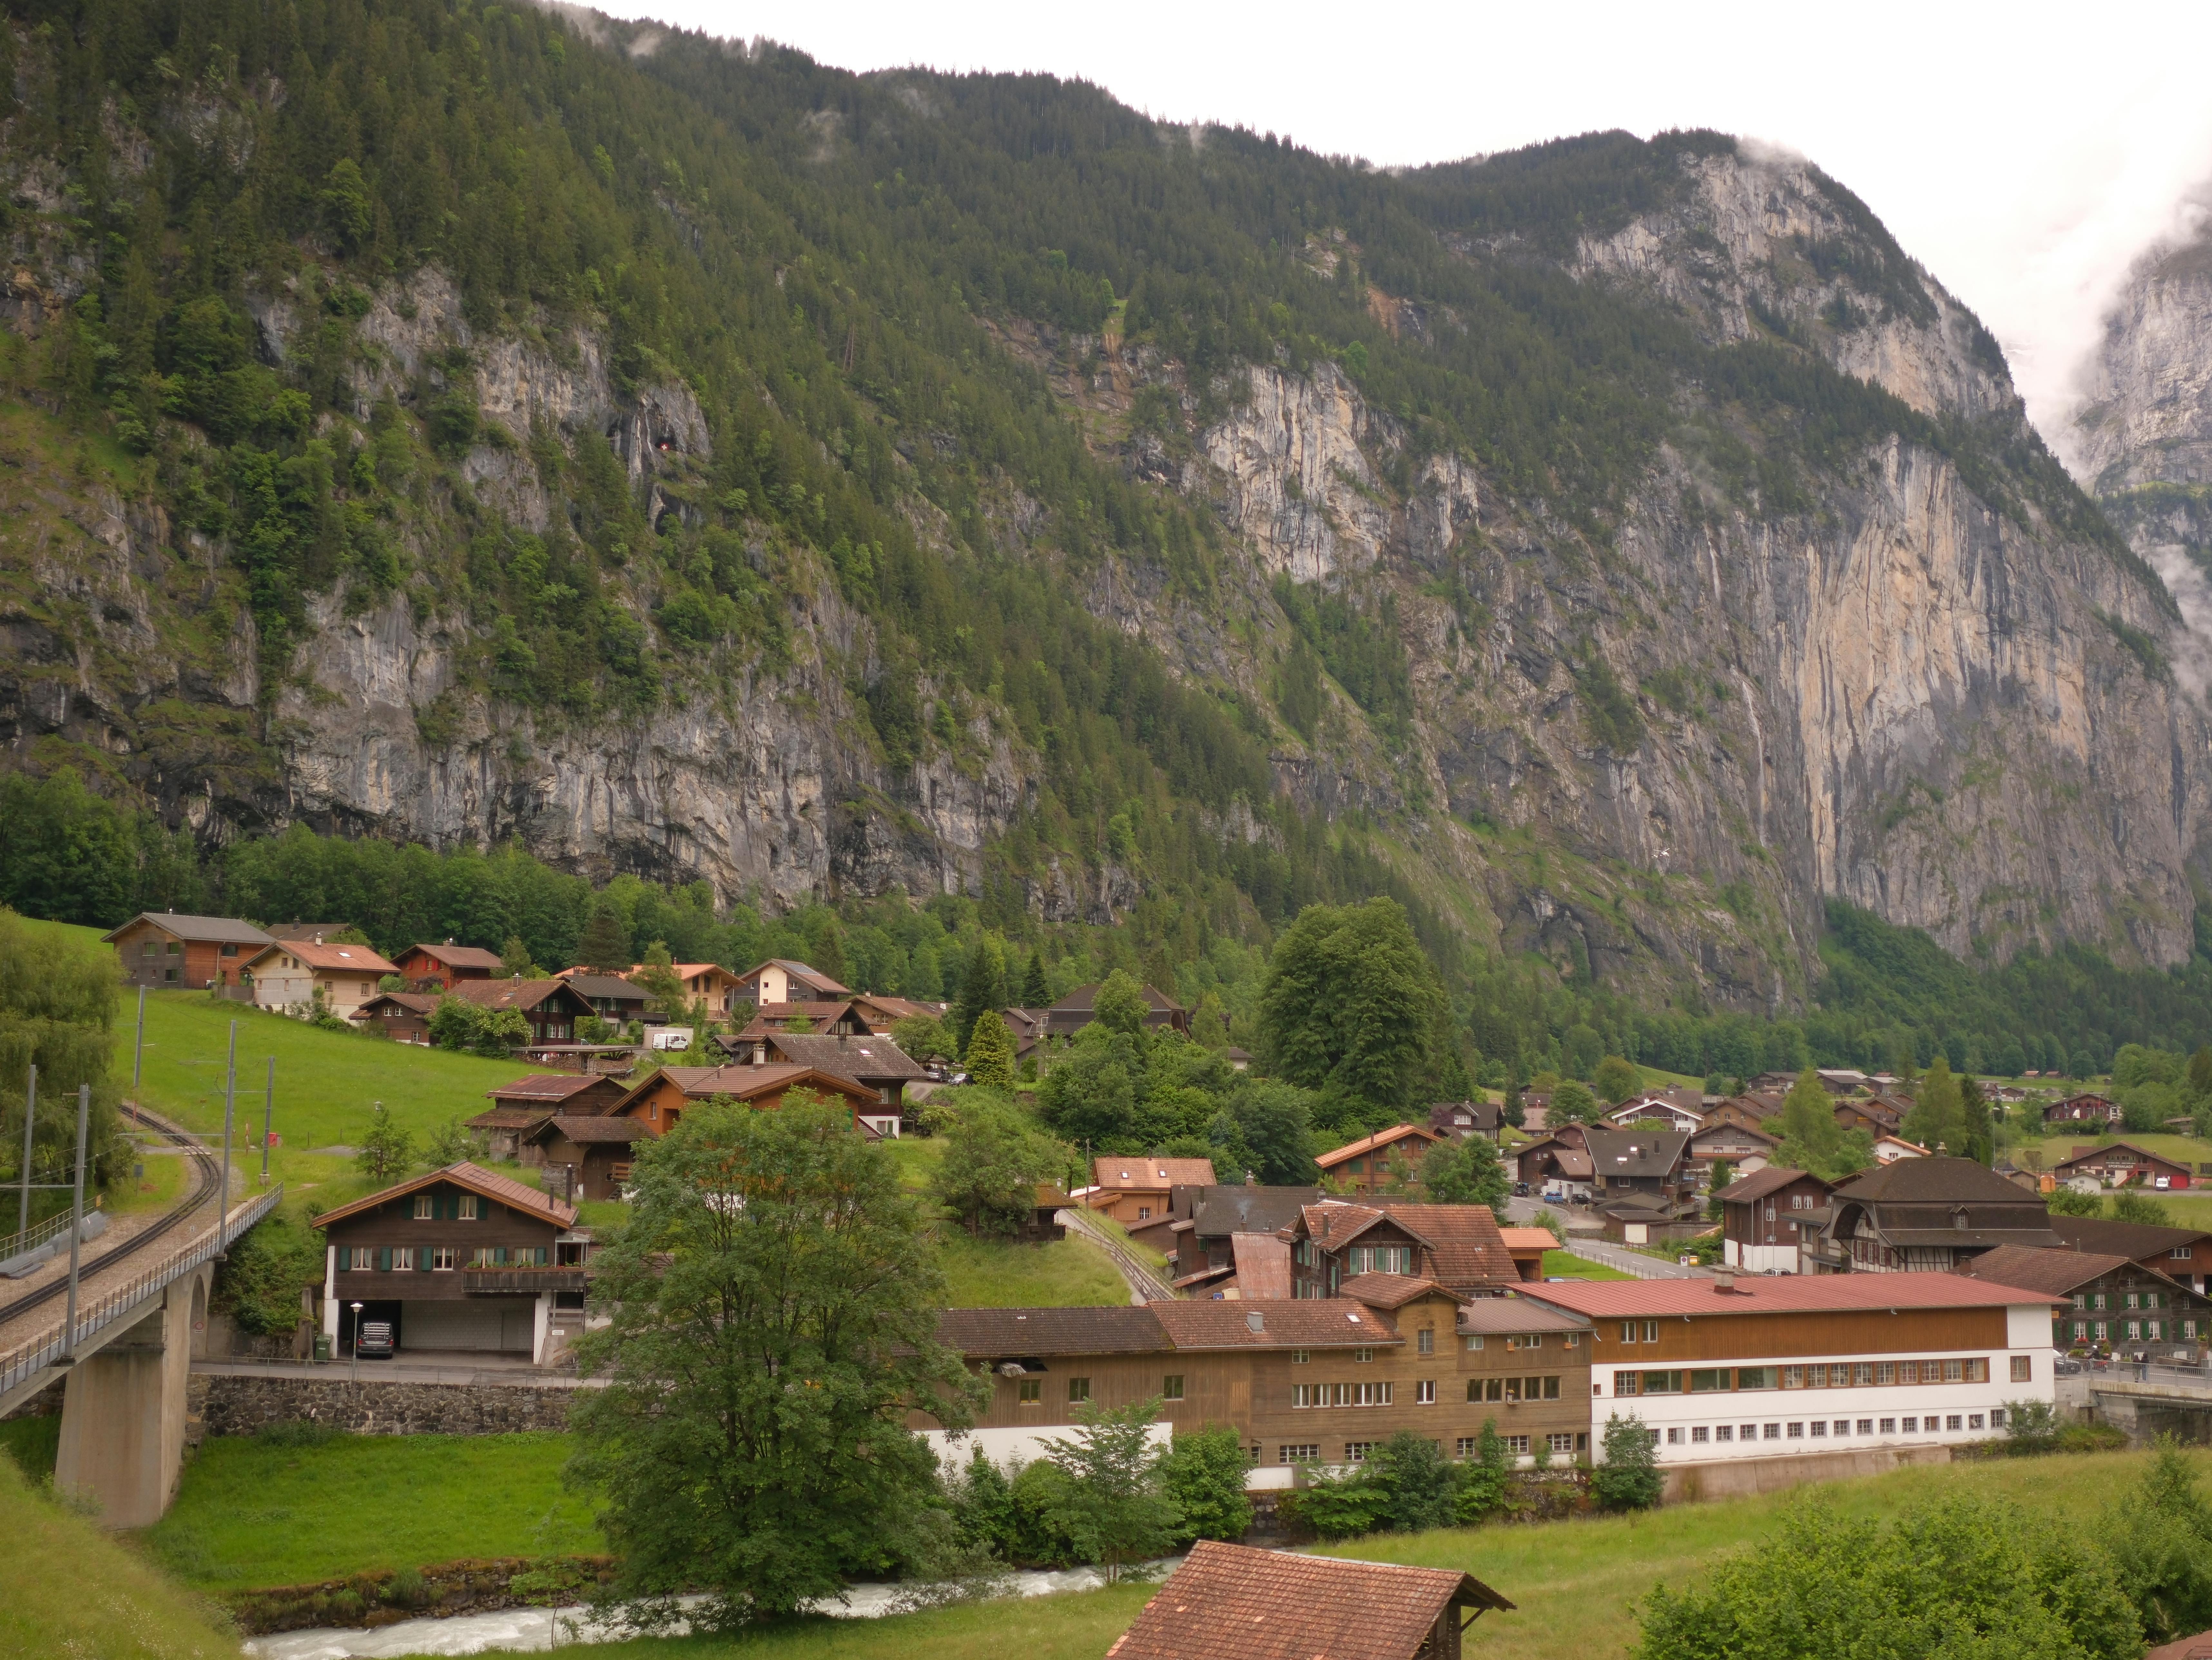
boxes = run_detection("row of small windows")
[2073,1290,2175,1311]
[1612,1357,2012,1395]
[344,1245,548,1270]
[1656,1412,2000,1445]
[2070,1319,2193,1342]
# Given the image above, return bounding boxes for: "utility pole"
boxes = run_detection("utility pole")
[260,1056,275,1186]
[132,985,145,1096]
[62,1085,88,1358]
[218,1020,236,1252]
[15,1063,33,1240]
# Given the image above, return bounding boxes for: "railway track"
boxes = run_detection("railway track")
[0,1103,222,1329]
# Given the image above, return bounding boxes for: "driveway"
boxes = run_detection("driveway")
[1504,1195,1713,1280]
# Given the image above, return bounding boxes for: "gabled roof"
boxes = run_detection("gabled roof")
[1954,1244,2147,1298]
[1692,1119,1780,1146]
[624,1062,883,1106]
[1458,1298,1590,1334]
[244,938,398,974]
[1106,1540,1510,1660]
[1145,1298,1399,1349]
[2051,1140,2192,1174]
[1315,1123,1441,1169]
[1187,1185,1324,1239]
[466,1105,555,1131]
[1497,1227,1559,1252]
[309,1161,577,1230]
[734,958,852,996]
[938,1307,1168,1356]
[102,911,272,946]
[1580,1124,1692,1178]
[444,977,591,1014]
[358,991,438,1016]
[1830,1154,2039,1204]
[1519,1273,2064,1321]
[756,1031,928,1081]
[559,972,645,1000]
[2048,1214,2212,1258]
[1050,981,1185,1016]
[1093,1156,1218,1190]
[404,942,505,969]
[488,1074,612,1104]
[267,922,359,941]
[1715,1166,1827,1205]
[1337,1272,1466,1310]
[530,1115,649,1145]
[1228,1232,1292,1300]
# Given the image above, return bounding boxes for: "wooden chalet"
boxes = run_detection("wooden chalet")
[558,971,648,1025]
[443,977,596,1048]
[394,941,503,989]
[2049,1214,2212,1296]
[355,990,439,1043]
[524,1115,650,1202]
[240,935,398,1020]
[730,958,853,1007]
[2052,1140,2195,1190]
[1810,1155,2059,1272]
[468,1073,630,1161]
[1716,1166,1832,1274]
[613,1060,887,1137]
[1958,1244,2212,1361]
[1044,981,1190,1038]
[735,999,873,1038]
[1086,1156,1219,1238]
[1282,1200,1517,1299]
[1169,1185,1324,1281]
[1315,1124,1442,1196]
[103,912,272,990]
[2045,1093,2123,1128]
[1429,1100,1504,1141]
[713,1028,929,1116]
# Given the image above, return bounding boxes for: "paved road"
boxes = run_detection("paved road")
[1503,1195,1712,1280]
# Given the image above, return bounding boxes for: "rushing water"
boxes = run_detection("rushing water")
[241,1563,1173,1658]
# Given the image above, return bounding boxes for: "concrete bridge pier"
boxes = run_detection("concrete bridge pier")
[52,1263,211,1527]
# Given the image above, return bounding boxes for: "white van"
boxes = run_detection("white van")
[649,1026,693,1052]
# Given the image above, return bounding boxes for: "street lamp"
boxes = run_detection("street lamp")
[350,1301,364,1387]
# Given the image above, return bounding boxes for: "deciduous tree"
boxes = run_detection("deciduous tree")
[1257,900,1445,1128]
[1038,1398,1181,1582]
[568,1095,979,1627]
[1417,1133,1509,1208]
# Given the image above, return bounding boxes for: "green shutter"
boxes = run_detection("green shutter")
[418,1246,432,1271]
[376,1246,390,1271]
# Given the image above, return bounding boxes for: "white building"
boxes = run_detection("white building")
[1519,1272,2060,1468]
[241,936,398,1020]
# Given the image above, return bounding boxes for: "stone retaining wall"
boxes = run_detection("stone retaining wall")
[196,1374,577,1438]
[1660,1442,1951,1503]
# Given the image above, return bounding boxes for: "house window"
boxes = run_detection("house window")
[414,1195,434,1220]
[1875,1362,1896,1384]
[1295,1384,1322,1407]
[1162,1375,1184,1401]
[1563,1333,1579,1348]
[1353,1348,1373,1363]
[471,1247,497,1268]
[1465,1335,1484,1351]
[1690,1426,1708,1443]
[1507,1334,1542,1352]
[1016,1379,1041,1404]
[1345,1442,1374,1462]
[1642,1320,1659,1343]
[1415,1380,1436,1404]
[1901,1417,1918,1432]
[1291,1349,1310,1364]
[1781,1366,1806,1388]
[1763,1423,1781,1440]
[458,1195,480,1220]
[1968,1414,1985,1430]
[1880,1417,1896,1433]
[2010,1355,2032,1383]
[1503,1435,1530,1456]
[1946,1415,1963,1431]
[1613,1370,1640,1396]
[1137,1206,1151,1221]
[1787,1423,1804,1439]
[390,1249,411,1271]
[1620,1321,1639,1343]
[1736,1367,1776,1390]
[1857,1419,1873,1434]
[1281,1444,1320,1463]
[346,1246,373,1270]
[1417,1328,1434,1356]
[1944,1359,1965,1382]
[1455,1437,1480,1457]
[432,1247,456,1270]
[1069,1378,1091,1403]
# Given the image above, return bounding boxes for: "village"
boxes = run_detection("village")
[13,904,2212,1660]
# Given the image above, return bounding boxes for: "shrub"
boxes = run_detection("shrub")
[1591,1412,1662,1511]
[1160,1424,1253,1545]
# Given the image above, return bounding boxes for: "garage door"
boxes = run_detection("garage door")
[403,1298,533,1353]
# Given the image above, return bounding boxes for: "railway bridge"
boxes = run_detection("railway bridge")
[0,1107,279,1527]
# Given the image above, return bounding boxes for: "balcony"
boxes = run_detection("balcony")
[463,1268,589,1295]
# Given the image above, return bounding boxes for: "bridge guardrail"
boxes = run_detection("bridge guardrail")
[0,1185,281,1403]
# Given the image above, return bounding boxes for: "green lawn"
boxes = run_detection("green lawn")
[1541,1249,1633,1281]
[142,1431,599,1589]
[935,1231,1130,1307]
[371,1448,2177,1660]
[0,1453,238,1660]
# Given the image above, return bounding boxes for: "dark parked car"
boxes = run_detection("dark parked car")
[356,1319,395,1359]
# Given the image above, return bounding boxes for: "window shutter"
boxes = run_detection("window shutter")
[418,1246,432,1271]
[377,1246,390,1271]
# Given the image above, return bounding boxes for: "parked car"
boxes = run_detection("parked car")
[356,1319,395,1359]
[2053,1356,2083,1376]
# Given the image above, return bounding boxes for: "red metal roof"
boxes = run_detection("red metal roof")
[1519,1274,2065,1320]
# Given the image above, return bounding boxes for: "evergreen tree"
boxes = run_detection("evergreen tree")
[1774,1067,1843,1176]
[964,1010,1018,1088]
[575,902,632,973]
[951,938,1006,1055]
[1956,1073,1994,1163]
[1023,949,1051,1009]
[354,1102,416,1182]
[499,935,541,979]
[1903,1057,1965,1155]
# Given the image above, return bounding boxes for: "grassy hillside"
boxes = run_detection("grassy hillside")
[0,1454,240,1659]
[144,1430,599,1590]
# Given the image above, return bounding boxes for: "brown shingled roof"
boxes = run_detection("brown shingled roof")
[1714,1166,1827,1206]
[937,1307,1168,1356]
[1953,1244,2141,1298]
[488,1074,612,1104]
[1337,1272,1465,1311]
[310,1161,577,1230]
[1145,1298,1399,1349]
[1106,1540,1510,1660]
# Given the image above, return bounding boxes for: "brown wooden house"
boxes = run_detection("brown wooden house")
[395,941,504,989]
[467,1073,630,1161]
[2052,1140,2195,1190]
[2045,1093,2123,1128]
[1107,1542,1510,1660]
[613,1060,886,1137]
[525,1115,650,1202]
[1044,982,1190,1039]
[443,978,597,1048]
[311,1163,589,1363]
[731,958,853,1008]
[722,1029,929,1115]
[102,912,272,990]
[1086,1156,1219,1239]
[558,971,648,1025]
[1958,1243,2212,1361]
[1716,1165,1832,1274]
[1315,1124,1443,1195]
[354,990,439,1043]
[1282,1201,1517,1299]
[2049,1214,2212,1296]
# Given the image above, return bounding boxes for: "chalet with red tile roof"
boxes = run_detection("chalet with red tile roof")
[239,936,398,1021]
[1107,1540,1510,1660]
[1086,1155,1217,1239]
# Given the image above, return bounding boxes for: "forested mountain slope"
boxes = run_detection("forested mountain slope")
[0,0,2201,1025]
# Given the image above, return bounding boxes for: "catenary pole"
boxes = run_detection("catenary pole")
[62,1084,88,1357]
[261,1055,275,1185]
[218,1020,235,1249]
[15,1063,34,1240]
[132,985,145,1095]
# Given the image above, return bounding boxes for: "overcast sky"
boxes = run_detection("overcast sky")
[597,0,2212,468]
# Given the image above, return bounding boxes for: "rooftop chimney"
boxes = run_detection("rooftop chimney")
[1712,1269,1737,1293]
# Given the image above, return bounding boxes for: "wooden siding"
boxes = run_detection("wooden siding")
[112,919,255,989]
[324,1180,567,1300]
[1588,1306,2009,1364]
[920,1293,1593,1458]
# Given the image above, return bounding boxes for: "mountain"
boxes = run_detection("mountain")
[1,0,2203,1032]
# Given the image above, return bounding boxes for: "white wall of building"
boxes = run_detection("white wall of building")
[1722,1240,1800,1274]
[923,1422,1173,1475]
[1589,1343,2051,1464]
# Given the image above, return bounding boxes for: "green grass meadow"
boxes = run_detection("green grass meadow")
[143,1431,599,1589]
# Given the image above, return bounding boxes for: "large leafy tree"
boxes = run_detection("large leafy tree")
[928,1102,1069,1236]
[1257,899,1447,1131]
[0,908,129,1202]
[1417,1134,1509,1208]
[567,1095,980,1626]
[1038,1398,1181,1582]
